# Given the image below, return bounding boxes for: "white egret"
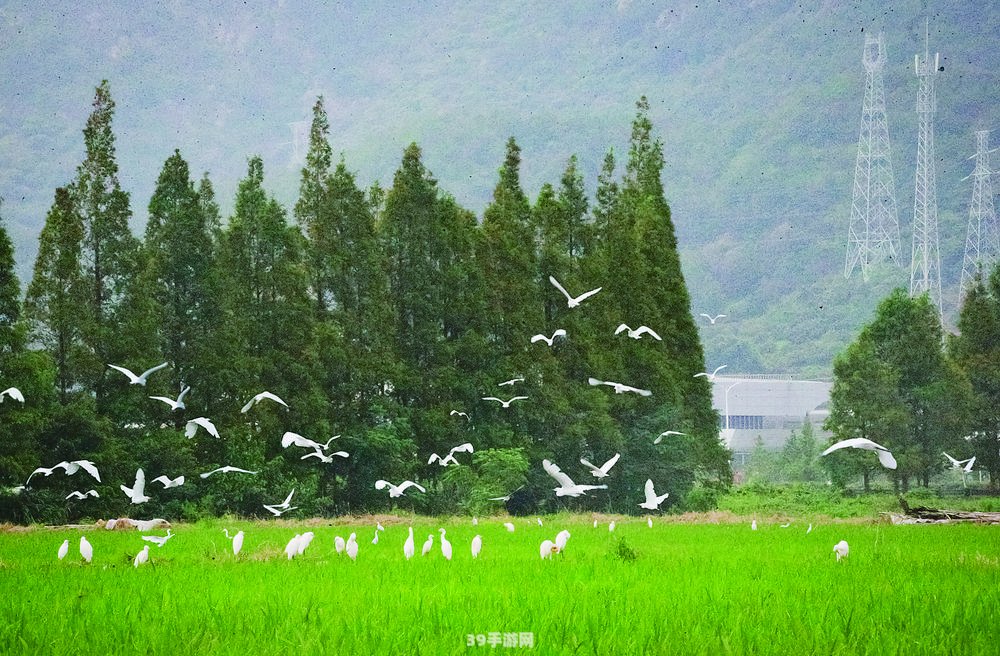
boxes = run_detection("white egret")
[301,449,349,463]
[199,466,258,479]
[609,521,616,532]
[335,536,346,554]
[694,365,728,381]
[58,539,69,560]
[530,329,567,347]
[943,452,976,472]
[372,530,380,545]
[421,534,434,556]
[654,431,685,445]
[471,534,482,559]
[121,468,150,504]
[537,518,543,527]
[107,362,168,386]
[80,536,93,563]
[66,489,99,500]
[374,479,426,498]
[699,313,727,324]
[151,474,185,489]
[833,540,849,561]
[133,545,150,568]
[141,529,174,547]
[149,385,190,411]
[0,386,24,403]
[579,453,620,479]
[807,524,813,534]
[555,530,571,552]
[439,528,452,561]
[587,377,652,396]
[263,489,296,516]
[184,417,219,439]
[285,534,302,560]
[639,479,669,510]
[241,391,289,413]
[449,410,470,420]
[540,539,557,559]
[296,531,315,556]
[377,522,385,531]
[593,519,598,528]
[614,324,662,341]
[498,377,525,387]
[346,533,358,561]
[481,396,529,408]
[548,276,601,308]
[223,529,244,556]
[751,520,757,531]
[647,517,653,528]
[503,522,515,532]
[542,459,608,497]
[404,527,415,560]
[821,438,897,470]
[281,431,340,452]
[472,517,478,526]
[428,442,474,467]
[27,459,101,485]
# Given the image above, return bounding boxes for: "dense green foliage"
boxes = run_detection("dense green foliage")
[0,87,726,522]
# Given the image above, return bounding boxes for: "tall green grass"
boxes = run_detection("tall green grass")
[1,517,997,655]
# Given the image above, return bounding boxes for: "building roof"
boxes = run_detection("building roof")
[711,376,832,418]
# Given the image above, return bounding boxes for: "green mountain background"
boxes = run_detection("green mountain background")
[1,1,997,377]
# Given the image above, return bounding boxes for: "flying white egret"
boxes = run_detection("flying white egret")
[471,535,482,559]
[281,431,340,452]
[58,539,69,560]
[530,329,567,347]
[263,489,296,516]
[27,459,101,485]
[404,527,415,560]
[374,479,426,498]
[428,442,474,466]
[579,453,620,479]
[503,522,515,532]
[346,533,358,561]
[542,459,609,497]
[449,410,470,420]
[699,314,727,324]
[285,534,302,560]
[614,324,662,341]
[540,539,557,559]
[335,535,346,554]
[121,468,150,504]
[296,531,315,556]
[555,530,571,552]
[184,417,219,439]
[548,276,601,308]
[199,466,258,478]
[481,396,529,408]
[301,448,349,463]
[241,391,289,413]
[654,431,686,445]
[133,545,150,568]
[80,536,93,563]
[65,489,99,500]
[694,365,728,381]
[609,521,616,532]
[821,438,897,469]
[639,479,669,510]
[223,529,244,556]
[943,452,976,472]
[439,528,452,561]
[421,534,434,556]
[587,378,652,396]
[0,387,24,403]
[833,540,849,561]
[149,385,191,411]
[141,529,174,547]
[107,362,168,386]
[498,377,525,387]
[151,474,185,489]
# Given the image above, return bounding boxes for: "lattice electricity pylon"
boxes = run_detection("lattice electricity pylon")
[909,22,943,320]
[959,130,999,298]
[845,32,901,280]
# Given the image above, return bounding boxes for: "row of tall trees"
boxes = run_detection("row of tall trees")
[0,82,730,522]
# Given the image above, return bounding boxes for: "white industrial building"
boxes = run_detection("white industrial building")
[711,375,833,466]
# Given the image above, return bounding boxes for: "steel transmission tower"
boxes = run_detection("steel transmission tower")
[959,130,999,297]
[909,23,943,319]
[845,32,901,280]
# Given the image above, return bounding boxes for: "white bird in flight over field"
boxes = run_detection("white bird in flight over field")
[614,324,662,341]
[375,479,426,498]
[428,442,474,466]
[821,438,897,470]
[833,540,849,561]
[694,365,727,381]
[121,468,150,504]
[185,417,219,439]
[65,489,99,500]
[579,453,621,479]
[79,536,93,563]
[149,385,190,411]
[107,362,168,386]
[654,431,686,445]
[241,391,289,413]
[301,448,349,463]
[263,489,296,516]
[26,459,101,485]
[542,459,608,497]
[199,466,258,479]
[151,474,185,489]
[699,314,727,324]
[141,529,174,547]
[0,386,24,403]
[639,479,669,510]
[942,452,976,472]
[281,431,340,452]
[530,329,567,346]
[481,396,529,408]
[497,377,525,387]
[133,545,150,568]
[587,378,652,396]
[548,276,601,308]
[449,410,470,420]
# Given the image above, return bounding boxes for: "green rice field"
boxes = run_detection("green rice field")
[1,516,998,655]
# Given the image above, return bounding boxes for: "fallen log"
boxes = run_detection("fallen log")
[892,496,1000,524]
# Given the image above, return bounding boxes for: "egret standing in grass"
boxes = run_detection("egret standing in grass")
[223,529,244,557]
[404,527,415,560]
[133,545,150,568]
[471,535,482,559]
[80,536,92,563]
[834,540,849,561]
[346,533,358,561]
[439,528,452,561]
[57,539,69,560]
